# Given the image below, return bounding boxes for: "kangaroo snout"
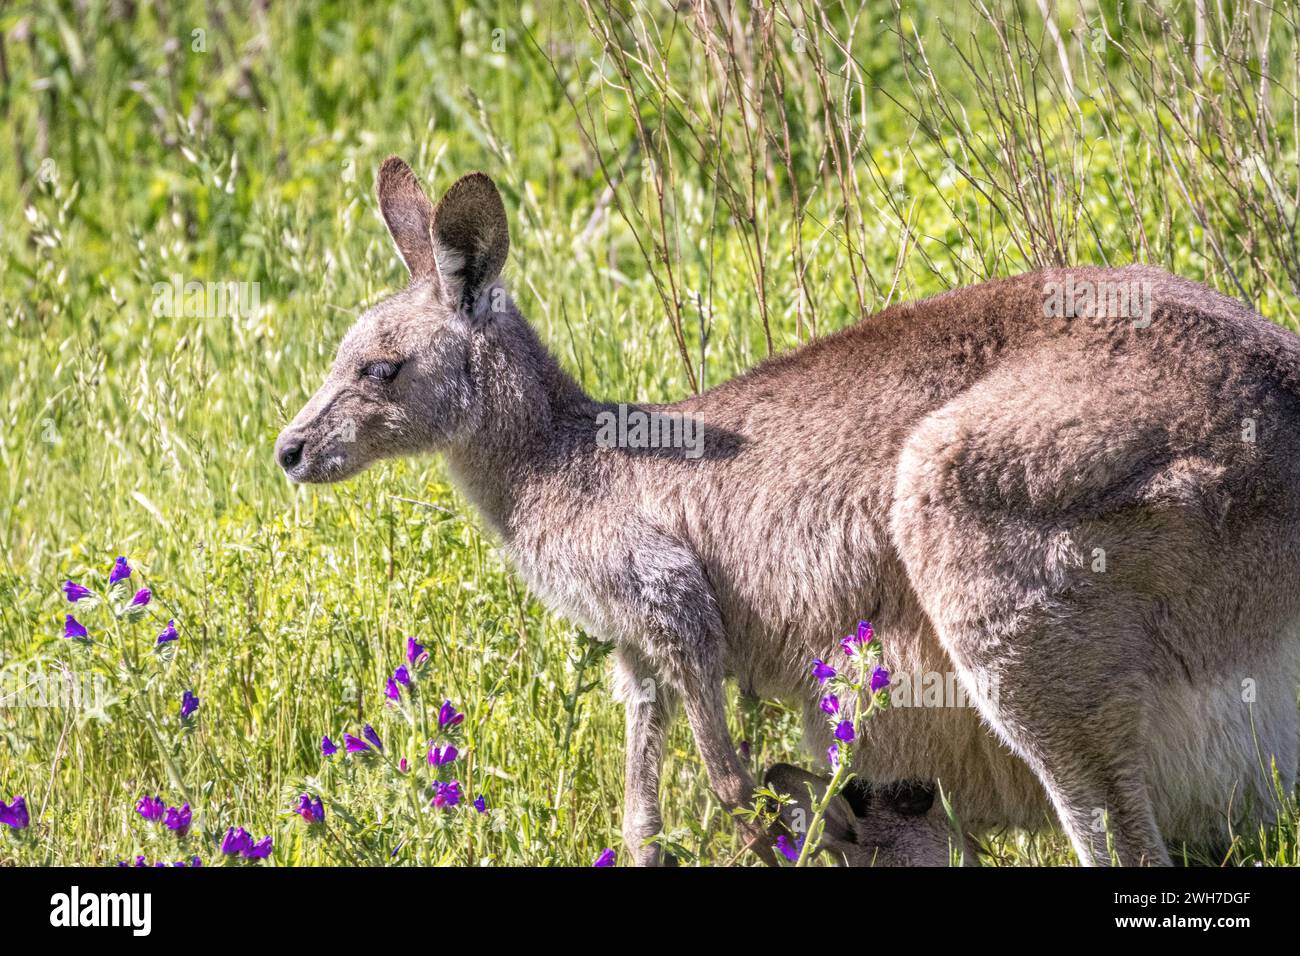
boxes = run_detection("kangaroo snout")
[275,429,306,475]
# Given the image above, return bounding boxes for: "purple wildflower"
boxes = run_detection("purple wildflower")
[827,744,840,771]
[385,677,401,701]
[841,620,874,656]
[64,614,88,640]
[321,735,338,756]
[593,848,616,867]
[109,556,132,585]
[870,665,891,693]
[399,758,408,773]
[438,700,464,728]
[394,665,410,686]
[0,796,29,830]
[427,743,458,766]
[180,689,199,719]
[362,724,383,751]
[63,580,92,602]
[343,734,370,753]
[164,803,192,837]
[135,794,165,822]
[156,620,178,645]
[820,694,840,716]
[221,827,252,855]
[775,834,803,862]
[130,588,151,608]
[430,780,462,808]
[834,720,855,743]
[295,795,325,824]
[244,836,273,859]
[738,740,751,759]
[811,659,836,684]
[473,796,487,813]
[406,637,426,665]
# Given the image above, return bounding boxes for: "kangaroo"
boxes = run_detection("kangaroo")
[277,158,1300,866]
[764,763,978,866]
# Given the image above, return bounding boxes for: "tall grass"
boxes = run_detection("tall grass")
[0,0,1296,865]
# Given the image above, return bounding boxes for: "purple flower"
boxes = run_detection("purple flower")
[820,694,840,716]
[841,620,874,656]
[399,758,408,773]
[592,848,616,867]
[406,637,426,665]
[295,794,325,824]
[385,677,401,701]
[811,659,836,684]
[827,744,840,771]
[427,743,458,766]
[430,780,462,808]
[438,701,464,728]
[775,834,802,862]
[221,827,252,855]
[63,614,88,640]
[63,580,92,602]
[834,720,855,743]
[156,620,178,645]
[473,796,487,813]
[222,827,271,859]
[321,735,338,756]
[164,803,192,837]
[130,588,151,608]
[244,836,273,859]
[180,689,199,719]
[362,724,383,751]
[738,740,751,759]
[135,794,165,822]
[109,556,132,585]
[343,734,370,753]
[394,665,410,686]
[870,665,891,693]
[0,796,30,830]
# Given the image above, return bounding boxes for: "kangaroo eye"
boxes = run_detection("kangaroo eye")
[362,361,401,382]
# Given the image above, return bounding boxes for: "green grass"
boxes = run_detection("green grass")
[0,0,1298,866]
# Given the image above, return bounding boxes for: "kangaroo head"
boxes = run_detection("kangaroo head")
[276,157,509,483]
[764,763,964,866]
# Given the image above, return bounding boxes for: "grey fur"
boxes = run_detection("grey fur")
[277,158,1300,867]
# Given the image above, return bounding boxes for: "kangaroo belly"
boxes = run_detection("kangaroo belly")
[1144,644,1300,847]
[724,601,1057,830]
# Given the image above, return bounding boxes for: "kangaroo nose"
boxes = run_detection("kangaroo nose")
[276,433,304,471]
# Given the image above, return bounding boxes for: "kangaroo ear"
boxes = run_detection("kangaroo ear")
[877,780,935,817]
[764,763,857,854]
[377,156,436,280]
[430,171,509,316]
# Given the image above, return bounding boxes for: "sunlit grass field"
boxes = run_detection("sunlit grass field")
[1,0,1298,866]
